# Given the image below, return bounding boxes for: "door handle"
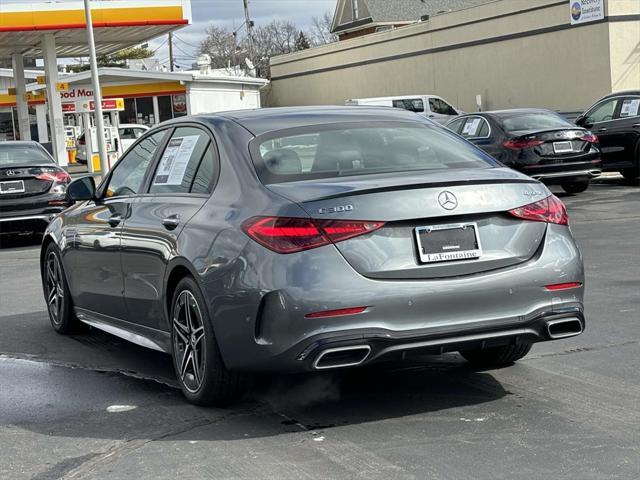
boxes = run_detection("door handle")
[598,128,607,132]
[162,214,180,230]
[632,123,640,128]
[108,213,122,227]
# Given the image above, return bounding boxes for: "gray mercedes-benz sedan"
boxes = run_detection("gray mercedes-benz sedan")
[41,107,585,406]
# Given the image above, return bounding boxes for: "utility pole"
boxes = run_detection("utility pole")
[242,0,254,62]
[83,0,109,175]
[168,32,174,71]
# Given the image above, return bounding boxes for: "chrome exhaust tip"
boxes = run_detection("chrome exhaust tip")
[546,317,584,339]
[312,345,371,370]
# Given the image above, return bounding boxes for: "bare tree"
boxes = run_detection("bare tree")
[198,25,245,70]
[199,19,325,78]
[310,12,338,45]
[251,21,299,77]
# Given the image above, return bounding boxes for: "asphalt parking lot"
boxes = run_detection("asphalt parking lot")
[0,176,638,480]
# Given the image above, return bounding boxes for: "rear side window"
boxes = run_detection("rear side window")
[149,126,216,194]
[497,112,573,132]
[251,122,498,184]
[119,128,136,139]
[619,98,640,118]
[392,99,424,113]
[460,117,490,138]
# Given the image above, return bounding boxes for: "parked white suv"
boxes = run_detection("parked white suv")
[346,95,462,124]
[75,124,150,164]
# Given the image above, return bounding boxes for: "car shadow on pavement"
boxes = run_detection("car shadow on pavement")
[6,313,510,442]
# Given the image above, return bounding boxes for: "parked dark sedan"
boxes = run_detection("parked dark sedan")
[42,107,585,406]
[575,91,640,182]
[0,141,71,235]
[447,109,601,193]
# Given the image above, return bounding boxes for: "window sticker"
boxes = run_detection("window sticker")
[153,135,199,185]
[462,118,482,136]
[620,99,640,118]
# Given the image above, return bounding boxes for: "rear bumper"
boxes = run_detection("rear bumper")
[211,224,585,373]
[517,157,601,184]
[531,168,601,183]
[299,307,584,370]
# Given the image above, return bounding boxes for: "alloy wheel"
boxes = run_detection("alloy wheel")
[45,252,64,325]
[173,290,206,393]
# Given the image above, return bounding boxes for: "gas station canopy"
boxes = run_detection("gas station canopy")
[0,0,191,58]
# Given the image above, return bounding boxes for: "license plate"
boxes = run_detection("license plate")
[0,180,25,194]
[553,141,573,153]
[415,223,481,264]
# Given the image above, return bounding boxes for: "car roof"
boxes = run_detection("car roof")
[479,108,557,116]
[119,123,149,128]
[203,106,429,136]
[0,140,42,147]
[601,90,640,99]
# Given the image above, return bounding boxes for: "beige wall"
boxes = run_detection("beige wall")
[268,0,639,113]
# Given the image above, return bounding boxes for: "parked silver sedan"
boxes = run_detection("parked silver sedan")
[42,107,585,406]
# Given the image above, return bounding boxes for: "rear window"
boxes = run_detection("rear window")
[497,112,573,132]
[250,122,498,184]
[0,144,54,166]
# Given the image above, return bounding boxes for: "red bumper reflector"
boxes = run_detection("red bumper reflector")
[305,306,368,319]
[544,282,582,291]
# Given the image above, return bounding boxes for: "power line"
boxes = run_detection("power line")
[172,35,201,49]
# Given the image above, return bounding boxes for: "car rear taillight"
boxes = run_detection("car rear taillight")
[36,170,71,184]
[503,138,544,150]
[508,195,568,226]
[580,133,598,143]
[242,216,385,254]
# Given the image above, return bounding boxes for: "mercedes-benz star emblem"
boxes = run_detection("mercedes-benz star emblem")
[6,170,16,176]
[438,191,458,210]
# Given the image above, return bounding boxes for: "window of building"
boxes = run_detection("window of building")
[0,109,16,142]
[135,97,155,126]
[158,95,173,123]
[119,98,137,124]
[172,95,188,117]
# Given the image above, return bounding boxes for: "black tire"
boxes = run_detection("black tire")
[621,144,640,184]
[459,343,532,367]
[42,243,81,334]
[561,181,590,194]
[170,276,243,406]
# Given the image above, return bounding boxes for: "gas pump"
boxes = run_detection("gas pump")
[75,98,124,173]
[63,126,78,163]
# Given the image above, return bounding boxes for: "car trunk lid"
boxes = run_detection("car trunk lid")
[0,165,60,199]
[267,168,550,279]
[506,128,593,160]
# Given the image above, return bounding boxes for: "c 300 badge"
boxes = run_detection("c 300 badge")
[318,205,354,214]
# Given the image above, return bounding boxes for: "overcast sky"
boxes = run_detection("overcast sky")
[154,0,337,69]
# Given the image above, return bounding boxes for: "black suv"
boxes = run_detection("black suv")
[576,91,640,182]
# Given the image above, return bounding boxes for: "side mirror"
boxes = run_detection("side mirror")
[575,116,587,127]
[67,176,96,202]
